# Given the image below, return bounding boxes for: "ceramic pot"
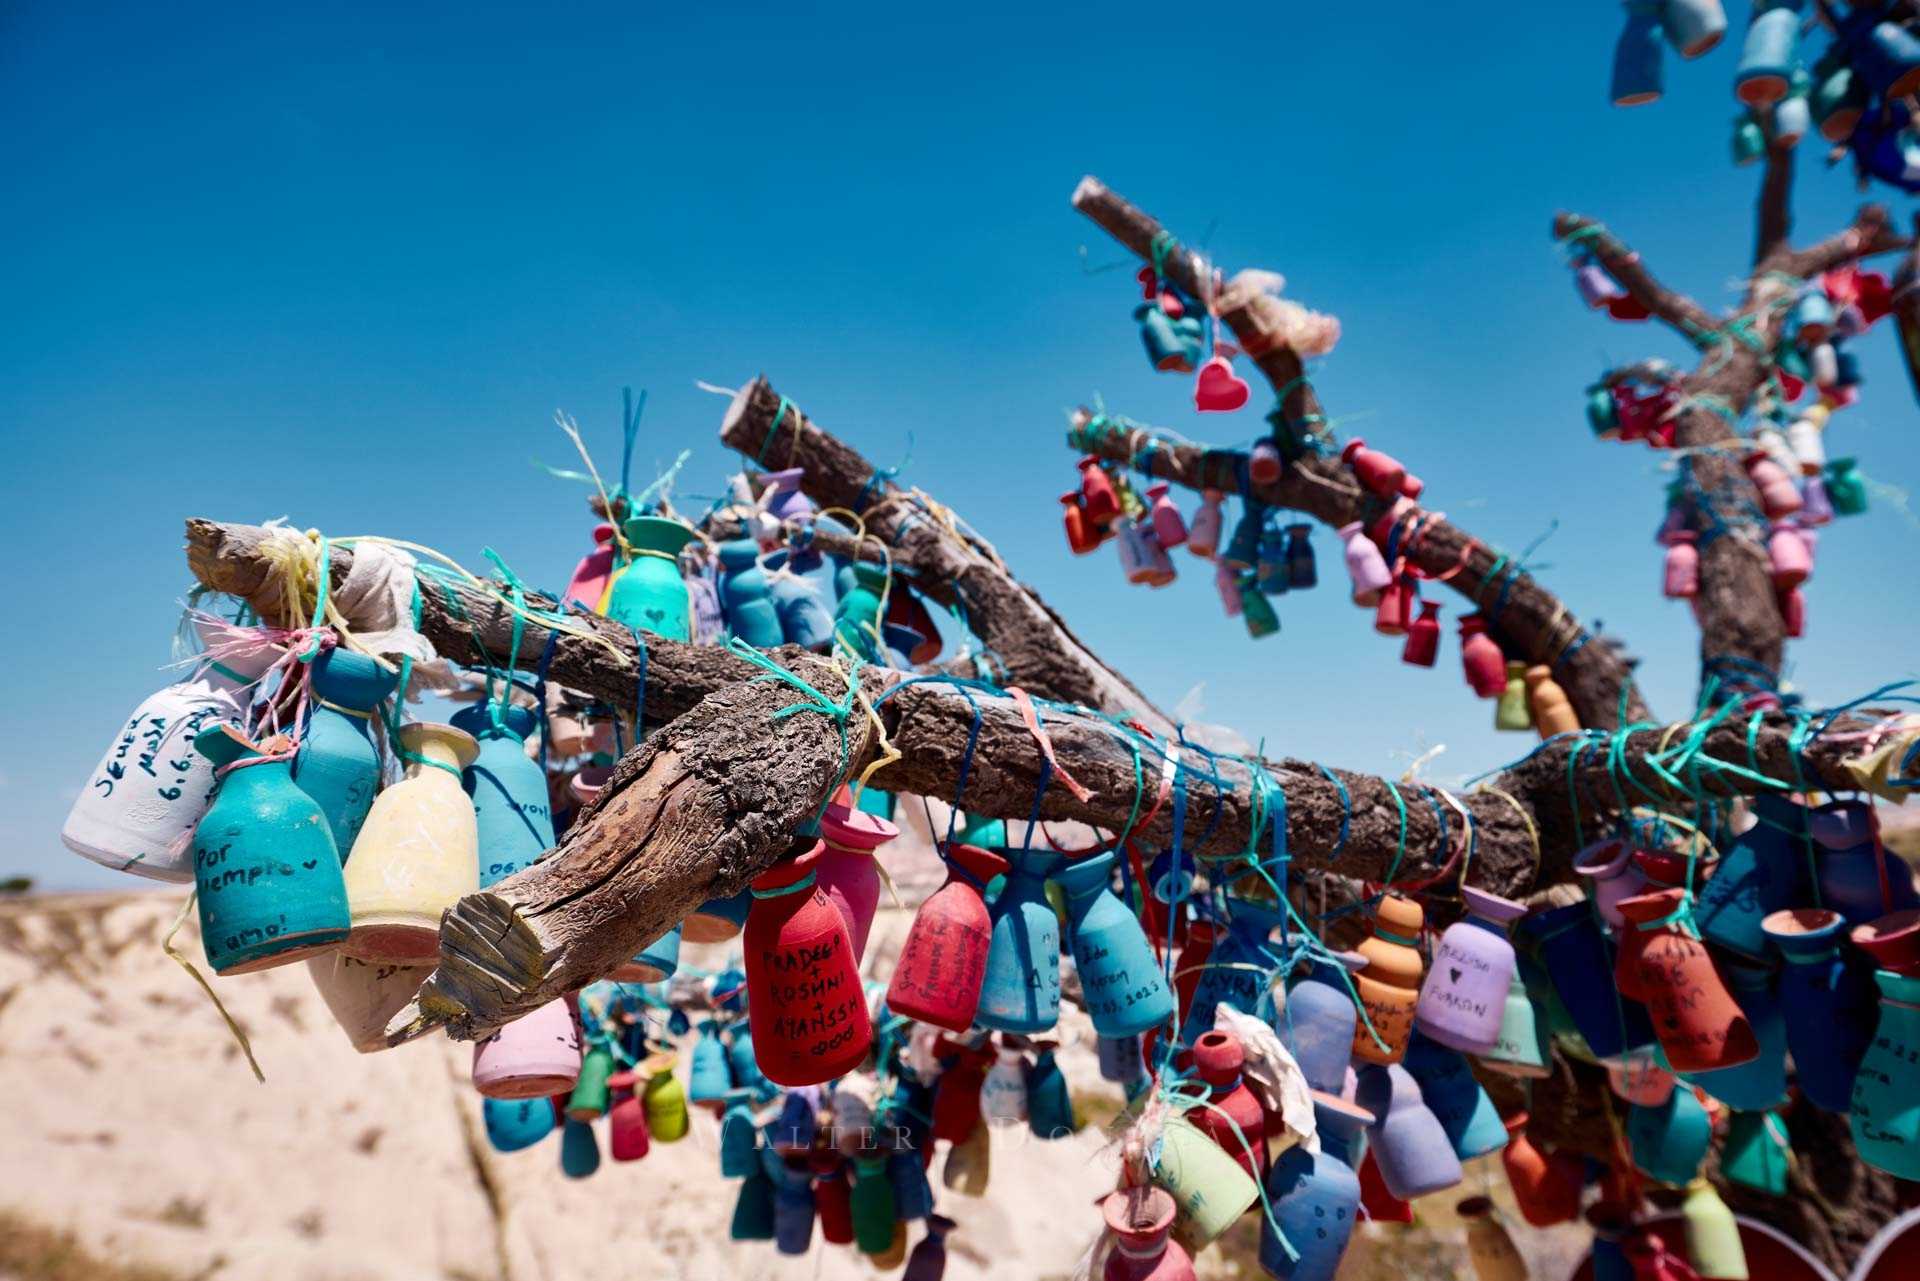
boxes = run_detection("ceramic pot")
[1695,795,1811,961]
[606,1073,650,1162]
[1763,907,1877,1112]
[1355,1062,1464,1199]
[1495,662,1532,731]
[1851,968,1920,1180]
[812,1151,855,1243]
[1178,894,1285,1045]
[1459,614,1506,697]
[558,1117,600,1179]
[931,1039,990,1143]
[613,924,680,983]
[1402,599,1442,667]
[1680,958,1787,1111]
[768,1150,816,1255]
[1576,839,1647,930]
[886,844,1006,1031]
[1152,1114,1259,1253]
[1720,1110,1790,1195]
[1663,534,1699,598]
[341,722,479,964]
[1854,909,1920,978]
[1617,889,1759,1073]
[1811,799,1919,926]
[1341,438,1406,497]
[1481,968,1552,1078]
[1416,887,1524,1054]
[817,800,896,961]
[1283,523,1316,590]
[602,516,695,640]
[1612,3,1664,105]
[1519,903,1655,1061]
[1259,1093,1370,1281]
[743,844,874,1086]
[1338,521,1392,606]
[1101,1186,1196,1281]
[190,726,350,974]
[295,647,399,854]
[450,703,553,888]
[1501,1112,1584,1226]
[887,1146,934,1220]
[483,1096,556,1152]
[1057,851,1175,1039]
[1627,1086,1711,1185]
[1524,666,1580,738]
[306,953,429,1052]
[1276,952,1364,1094]
[563,523,616,608]
[1351,894,1424,1065]
[980,1046,1029,1125]
[849,1153,897,1253]
[642,1057,688,1141]
[63,628,278,882]
[905,1213,956,1281]
[1097,1033,1147,1086]
[1187,491,1224,558]
[1735,5,1798,106]
[1681,1178,1747,1280]
[472,998,581,1098]
[1026,1043,1074,1139]
[687,1019,733,1108]
[766,550,837,650]
[1186,1029,1266,1177]
[729,1166,776,1240]
[976,847,1064,1033]
[1403,1030,1508,1159]
[1662,0,1726,57]
[683,889,750,944]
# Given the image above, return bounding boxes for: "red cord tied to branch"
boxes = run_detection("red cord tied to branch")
[1006,686,1093,803]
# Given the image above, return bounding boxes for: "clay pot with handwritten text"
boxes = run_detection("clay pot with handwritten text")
[744,844,874,1086]
[1617,889,1758,1072]
[1352,894,1425,1065]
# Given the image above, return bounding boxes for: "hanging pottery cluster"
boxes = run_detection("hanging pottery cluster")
[1609,0,1920,197]
[1127,264,1253,413]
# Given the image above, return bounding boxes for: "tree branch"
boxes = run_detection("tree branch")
[1553,212,1720,338]
[1756,141,1794,267]
[1777,203,1909,279]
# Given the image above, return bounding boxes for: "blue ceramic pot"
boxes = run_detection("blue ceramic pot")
[1179,895,1286,1045]
[1401,1030,1507,1159]
[764,550,836,650]
[1096,1033,1146,1085]
[1694,794,1810,961]
[1354,1063,1463,1199]
[1057,850,1175,1038]
[1516,903,1654,1060]
[689,1021,734,1105]
[887,1148,934,1220]
[1812,800,1919,926]
[451,702,554,887]
[1765,907,1878,1111]
[730,1167,777,1240]
[1260,1094,1370,1281]
[718,539,784,649]
[559,1117,601,1178]
[1276,954,1362,1095]
[1284,524,1317,590]
[765,1148,817,1255]
[1026,1046,1074,1139]
[483,1096,555,1152]
[1851,969,1920,1179]
[771,1089,818,1151]
[1611,3,1665,106]
[294,647,398,853]
[719,1097,761,1177]
[975,848,1064,1033]
[1627,1086,1710,1184]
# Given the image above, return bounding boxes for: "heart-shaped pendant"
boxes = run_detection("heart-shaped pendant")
[1193,355,1250,413]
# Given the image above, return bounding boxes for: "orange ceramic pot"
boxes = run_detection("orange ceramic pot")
[1524,666,1581,738]
[1351,894,1425,1065]
[1500,1112,1585,1226]
[1617,889,1759,1073]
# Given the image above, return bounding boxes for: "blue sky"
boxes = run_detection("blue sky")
[4,4,1916,890]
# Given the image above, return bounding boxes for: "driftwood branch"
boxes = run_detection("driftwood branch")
[1551,212,1720,338]
[1756,142,1794,267]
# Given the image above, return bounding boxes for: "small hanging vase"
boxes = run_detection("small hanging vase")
[1354,1062,1465,1199]
[1680,1178,1747,1281]
[1283,523,1316,589]
[729,1165,777,1240]
[1458,613,1506,697]
[563,523,616,608]
[1187,491,1224,558]
[1101,1186,1196,1281]
[1850,968,1920,1181]
[602,516,695,640]
[980,1045,1030,1125]
[472,998,581,1099]
[1401,599,1442,667]
[1494,662,1533,732]
[975,847,1064,1033]
[904,1213,956,1281]
[450,702,554,888]
[1500,1112,1584,1226]
[1480,968,1552,1079]
[558,1116,600,1179]
[642,1053,688,1141]
[1524,665,1580,738]
[1763,907,1878,1112]
[1338,522,1393,605]
[1146,483,1188,549]
[1810,799,1919,926]
[341,722,480,964]
[887,843,1007,1031]
[1026,1043,1074,1139]
[1373,575,1413,636]
[1177,894,1286,1046]
[1626,1085,1711,1185]
[1575,838,1647,930]
[1402,1030,1509,1160]
[743,844,874,1086]
[1518,903,1653,1062]
[1152,1113,1260,1253]
[1662,533,1700,599]
[887,1146,934,1220]
[1616,889,1758,1073]
[1186,1029,1268,1178]
[1258,1092,1370,1281]
[1056,851,1175,1039]
[295,647,400,855]
[817,800,897,962]
[1694,794,1811,961]
[1415,886,1524,1055]
[811,1151,855,1243]
[931,1039,990,1143]
[306,952,429,1052]
[606,1071,651,1162]
[687,1019,733,1109]
[1351,894,1425,1065]
[612,922,680,983]
[1719,1110,1790,1195]
[483,1096,556,1152]
[768,1150,817,1255]
[848,1152,898,1253]
[1357,1147,1413,1223]
[684,889,750,944]
[1276,951,1364,1095]
[1678,957,1787,1111]
[1340,437,1408,497]
[190,726,350,974]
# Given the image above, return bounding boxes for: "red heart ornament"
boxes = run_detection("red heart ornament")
[1193,355,1250,413]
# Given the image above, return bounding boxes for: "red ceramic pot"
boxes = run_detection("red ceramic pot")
[1341,438,1407,499]
[1854,909,1920,977]
[931,1039,992,1143]
[1401,600,1441,667]
[1500,1112,1584,1226]
[886,844,1007,1032]
[1617,889,1759,1073]
[1173,918,1218,1031]
[1187,1029,1267,1179]
[1459,613,1506,697]
[743,844,874,1086]
[1079,458,1120,526]
[812,1150,857,1245]
[1357,1147,1413,1223]
[1374,577,1414,636]
[607,1074,651,1162]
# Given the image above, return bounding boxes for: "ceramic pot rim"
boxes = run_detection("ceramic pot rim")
[751,844,824,892]
[1761,906,1844,937]
[819,802,898,851]
[1101,1185,1175,1238]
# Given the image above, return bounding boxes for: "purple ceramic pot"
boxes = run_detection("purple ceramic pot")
[1414,887,1525,1055]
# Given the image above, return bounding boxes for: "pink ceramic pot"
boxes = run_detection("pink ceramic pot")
[817,801,897,961]
[473,998,582,1099]
[1575,839,1647,930]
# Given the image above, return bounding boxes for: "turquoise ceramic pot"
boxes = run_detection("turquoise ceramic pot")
[1057,850,1175,1039]
[718,539,784,648]
[719,1095,761,1176]
[1627,1085,1711,1184]
[192,726,349,974]
[975,848,1064,1033]
[1851,969,1920,1180]
[689,1020,734,1105]
[730,1168,777,1240]
[1734,4,1798,105]
[451,703,554,887]
[603,516,695,640]
[832,561,888,660]
[559,1116,601,1178]
[1026,1045,1074,1139]
[294,648,398,853]
[483,1096,555,1152]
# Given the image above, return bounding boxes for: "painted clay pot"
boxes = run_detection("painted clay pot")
[341,722,479,963]
[483,1096,556,1152]
[1152,1113,1259,1254]
[686,1019,733,1109]
[1259,1092,1370,1281]
[1403,1030,1507,1159]
[1587,1202,1635,1281]
[931,1038,991,1143]
[1524,665,1580,738]
[1744,451,1803,519]
[1681,1178,1747,1281]
[1026,1043,1074,1139]
[190,726,349,974]
[1663,534,1699,598]
[1662,0,1726,57]
[1459,613,1506,697]
[1612,2,1664,105]
[1720,1110,1790,1195]
[729,1166,776,1240]
[886,844,1005,1030]
[1851,968,1920,1181]
[1768,523,1811,590]
[642,1055,688,1142]
[1186,1029,1266,1178]
[1617,888,1758,1072]
[811,1151,855,1243]
[1416,886,1524,1054]
[1518,902,1655,1061]
[613,923,680,983]
[295,647,399,854]
[606,1073,650,1162]
[849,1152,897,1253]
[1178,894,1285,1045]
[1102,1186,1196,1281]
[767,550,837,650]
[450,703,553,888]
[1354,1062,1463,1199]
[887,1146,934,1222]
[817,800,897,961]
[683,889,750,944]
[942,1117,990,1196]
[1239,577,1280,638]
[1351,894,1425,1065]
[1694,794,1811,961]
[980,1046,1029,1125]
[1341,438,1406,497]
[1576,839,1647,930]
[743,844,874,1086]
[1610,1055,1676,1107]
[1058,851,1175,1039]
[1079,457,1120,524]
[1501,1112,1584,1226]
[1276,952,1363,1094]
[1810,799,1919,926]
[768,1150,816,1255]
[1144,483,1187,549]
[1679,957,1787,1111]
[564,523,617,608]
[566,1045,615,1120]
[1373,575,1412,636]
[1627,1085,1710,1185]
[1459,1195,1528,1281]
[1763,907,1877,1111]
[1494,662,1532,731]
[558,1116,600,1179]
[831,560,888,660]
[1283,523,1316,590]
[728,1023,775,1101]
[976,847,1064,1033]
[1187,491,1225,558]
[1357,1147,1413,1223]
[1481,968,1552,1078]
[1855,909,1920,978]
[472,998,581,1098]
[1338,521,1392,606]
[1097,1032,1147,1087]
[306,953,429,1052]
[602,516,695,640]
[63,629,278,882]
[1222,503,1267,570]
[717,539,784,648]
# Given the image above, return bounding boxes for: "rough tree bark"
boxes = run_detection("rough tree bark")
[1070,176,1650,731]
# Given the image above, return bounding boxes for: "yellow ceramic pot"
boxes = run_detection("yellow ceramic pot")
[342,723,480,963]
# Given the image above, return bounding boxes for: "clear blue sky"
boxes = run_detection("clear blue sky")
[5,4,1916,890]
